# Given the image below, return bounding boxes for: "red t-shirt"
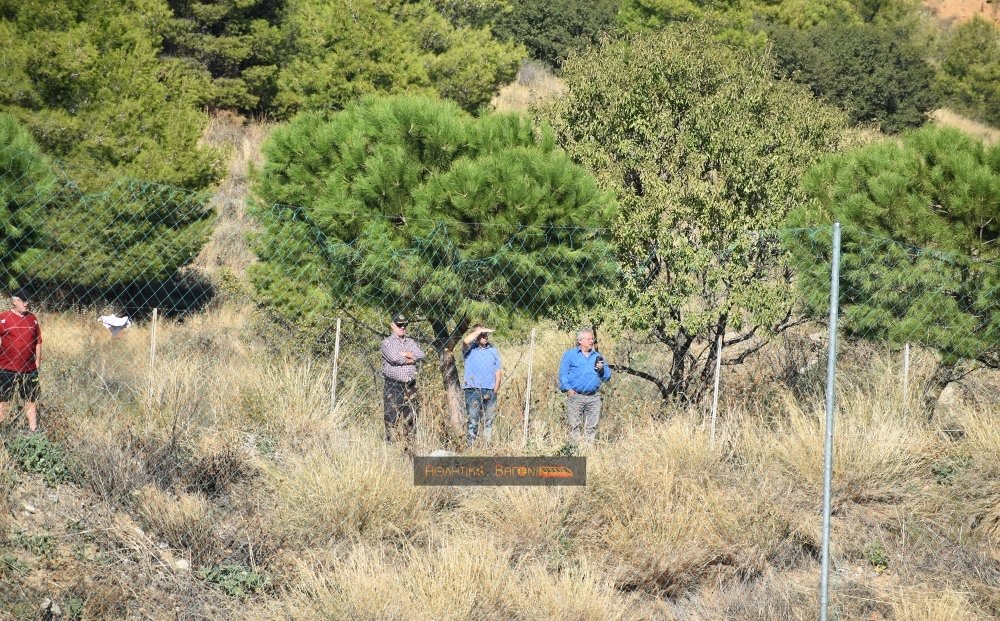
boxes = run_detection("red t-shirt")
[0,310,42,372]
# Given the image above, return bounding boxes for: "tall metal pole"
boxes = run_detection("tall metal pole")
[148,308,158,399]
[522,328,536,449]
[709,332,723,447]
[330,317,342,414]
[902,343,910,396]
[820,222,842,621]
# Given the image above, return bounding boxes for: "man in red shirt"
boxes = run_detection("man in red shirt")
[0,289,42,432]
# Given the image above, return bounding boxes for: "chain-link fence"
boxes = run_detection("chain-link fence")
[2,151,999,436]
[3,146,1000,617]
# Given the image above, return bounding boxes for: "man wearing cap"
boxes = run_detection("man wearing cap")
[558,328,611,444]
[0,290,42,432]
[380,313,425,445]
[461,324,503,445]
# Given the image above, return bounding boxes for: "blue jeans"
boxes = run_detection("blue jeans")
[465,388,497,444]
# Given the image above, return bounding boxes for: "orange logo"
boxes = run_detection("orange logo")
[538,466,574,479]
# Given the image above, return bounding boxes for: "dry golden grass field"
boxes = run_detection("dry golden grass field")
[2,100,999,618]
[0,304,997,620]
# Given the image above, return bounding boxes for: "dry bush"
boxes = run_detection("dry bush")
[491,61,566,113]
[741,389,933,504]
[576,420,791,597]
[893,587,988,621]
[134,485,222,565]
[254,541,637,621]
[268,434,435,546]
[454,486,581,567]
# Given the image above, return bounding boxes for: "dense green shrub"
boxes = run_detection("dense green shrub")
[0,114,53,290]
[160,0,285,112]
[271,0,523,117]
[0,0,222,188]
[492,0,619,67]
[787,125,1000,413]
[935,16,1000,128]
[768,20,937,133]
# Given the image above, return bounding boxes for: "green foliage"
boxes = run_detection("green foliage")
[7,434,70,485]
[253,94,615,337]
[0,554,28,576]
[0,114,53,290]
[430,0,511,27]
[787,125,1000,409]
[198,563,270,598]
[544,26,846,402]
[935,16,1000,128]
[768,20,937,133]
[789,125,1000,359]
[19,178,215,287]
[617,0,763,47]
[931,454,971,485]
[492,0,620,67]
[9,531,55,558]
[616,0,924,45]
[0,0,222,188]
[159,0,284,112]
[272,0,523,117]
[863,541,889,573]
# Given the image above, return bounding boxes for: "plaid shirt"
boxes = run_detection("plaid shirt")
[381,334,425,382]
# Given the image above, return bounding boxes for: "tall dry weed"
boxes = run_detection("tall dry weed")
[268,434,433,545]
[893,587,987,621]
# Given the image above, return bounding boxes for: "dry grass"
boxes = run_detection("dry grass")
[267,434,435,546]
[491,61,566,113]
[195,111,275,274]
[893,587,988,621]
[254,541,638,621]
[14,307,999,619]
[930,108,1000,144]
[134,484,220,564]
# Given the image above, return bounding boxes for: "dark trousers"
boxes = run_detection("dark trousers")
[383,378,418,444]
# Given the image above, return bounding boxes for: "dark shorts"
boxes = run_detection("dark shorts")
[0,370,40,403]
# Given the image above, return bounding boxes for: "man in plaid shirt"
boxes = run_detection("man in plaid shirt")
[380,313,425,446]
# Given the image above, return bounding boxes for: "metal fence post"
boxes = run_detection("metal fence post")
[820,222,842,621]
[709,332,723,447]
[330,317,342,414]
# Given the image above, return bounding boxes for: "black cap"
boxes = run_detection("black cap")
[391,313,408,326]
[11,288,31,302]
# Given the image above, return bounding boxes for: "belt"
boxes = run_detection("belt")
[572,390,598,396]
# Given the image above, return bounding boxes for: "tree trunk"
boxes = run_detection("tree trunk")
[921,361,955,420]
[667,327,694,403]
[431,318,468,432]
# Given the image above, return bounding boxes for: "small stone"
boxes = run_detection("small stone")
[157,541,168,550]
[22,502,37,514]
[174,558,190,571]
[40,598,62,616]
[47,493,58,503]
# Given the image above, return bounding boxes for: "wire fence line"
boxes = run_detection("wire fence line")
[2,151,999,427]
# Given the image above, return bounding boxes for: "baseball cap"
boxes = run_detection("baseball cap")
[12,288,31,302]
[391,313,409,326]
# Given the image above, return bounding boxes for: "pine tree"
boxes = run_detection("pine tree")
[787,124,1000,415]
[252,95,615,426]
[0,114,53,290]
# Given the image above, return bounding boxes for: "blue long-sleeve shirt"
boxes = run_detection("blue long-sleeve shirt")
[559,347,611,394]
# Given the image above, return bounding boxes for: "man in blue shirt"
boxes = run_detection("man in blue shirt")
[462,324,503,445]
[559,328,611,444]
